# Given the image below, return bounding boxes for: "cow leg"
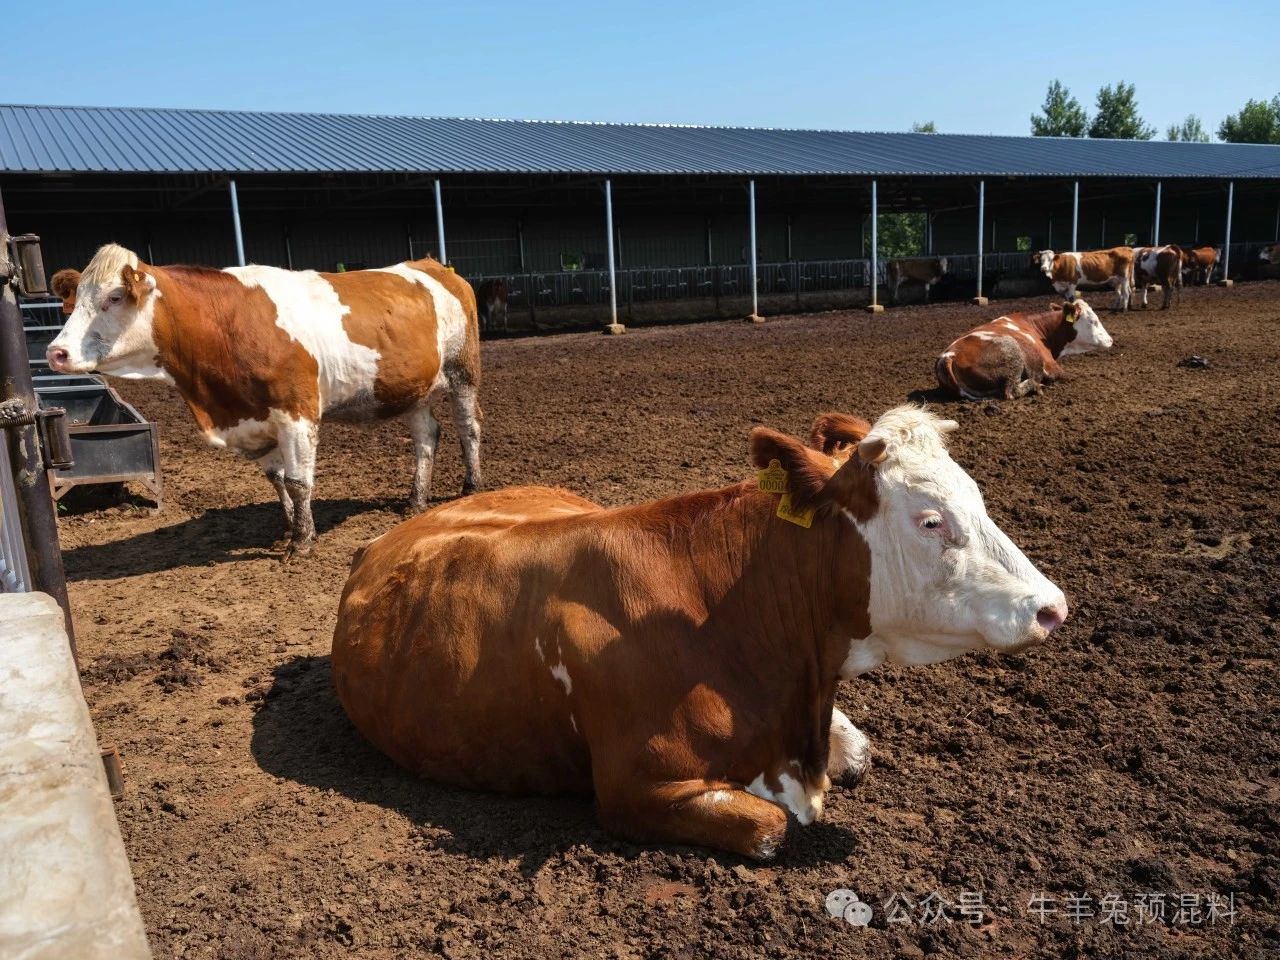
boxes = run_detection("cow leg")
[279,419,319,558]
[448,382,483,496]
[406,405,441,513]
[597,779,790,861]
[827,708,871,787]
[256,448,294,532]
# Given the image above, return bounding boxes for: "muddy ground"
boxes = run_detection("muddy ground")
[61,282,1280,959]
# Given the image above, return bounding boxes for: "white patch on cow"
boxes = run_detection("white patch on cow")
[940,350,955,359]
[842,406,1067,669]
[827,709,872,782]
[228,266,381,414]
[707,789,733,805]
[534,635,545,662]
[550,663,572,695]
[569,713,579,734]
[746,765,824,826]
[374,263,468,391]
[973,331,996,342]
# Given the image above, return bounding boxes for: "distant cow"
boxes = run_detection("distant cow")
[1183,245,1220,285]
[1033,247,1135,310]
[1259,243,1280,265]
[47,244,483,556]
[332,406,1068,860]
[935,299,1113,401]
[1133,245,1183,309]
[476,278,509,330]
[887,257,948,305]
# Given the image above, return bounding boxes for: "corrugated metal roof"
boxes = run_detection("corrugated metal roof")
[3,104,1280,179]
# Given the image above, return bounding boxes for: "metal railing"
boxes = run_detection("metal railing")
[0,446,30,591]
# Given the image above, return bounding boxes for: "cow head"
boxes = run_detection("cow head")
[753,407,1067,675]
[46,244,167,379]
[1032,250,1056,276]
[1261,245,1279,264]
[1058,298,1113,356]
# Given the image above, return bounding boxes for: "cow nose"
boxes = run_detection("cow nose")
[1036,600,1069,635]
[47,346,70,370]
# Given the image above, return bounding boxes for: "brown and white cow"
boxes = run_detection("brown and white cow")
[1183,245,1220,285]
[887,257,948,305]
[1133,245,1183,309]
[46,244,482,555]
[1033,247,1135,310]
[1259,243,1280,265]
[331,406,1068,859]
[935,299,1113,401]
[475,278,509,330]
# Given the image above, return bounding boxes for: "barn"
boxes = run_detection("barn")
[3,103,1280,328]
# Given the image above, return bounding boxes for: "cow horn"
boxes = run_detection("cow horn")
[857,437,888,465]
[936,419,959,433]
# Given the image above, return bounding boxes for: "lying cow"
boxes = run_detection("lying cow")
[47,244,482,556]
[1033,247,1134,311]
[1133,245,1183,309]
[1183,245,1219,285]
[476,278,509,330]
[935,299,1113,401]
[1259,244,1280,265]
[332,406,1067,860]
[887,257,948,305]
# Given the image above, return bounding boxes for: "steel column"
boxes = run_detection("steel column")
[434,179,447,265]
[1222,181,1234,280]
[1072,180,1080,250]
[748,180,759,318]
[869,179,878,307]
[0,187,75,647]
[605,179,619,328]
[229,178,245,266]
[1153,181,1162,246]
[976,180,985,299]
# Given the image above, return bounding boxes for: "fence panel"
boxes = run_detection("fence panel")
[0,447,32,592]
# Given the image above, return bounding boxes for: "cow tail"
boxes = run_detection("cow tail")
[935,353,959,396]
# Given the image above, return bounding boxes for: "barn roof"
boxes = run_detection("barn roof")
[3,104,1280,179]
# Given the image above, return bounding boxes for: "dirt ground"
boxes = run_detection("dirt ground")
[61,281,1279,959]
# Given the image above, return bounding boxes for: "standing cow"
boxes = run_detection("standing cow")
[1133,245,1183,309]
[1183,245,1220,285]
[46,244,482,556]
[475,278,509,330]
[887,257,948,305]
[934,299,1113,401]
[1033,247,1135,310]
[332,406,1067,860]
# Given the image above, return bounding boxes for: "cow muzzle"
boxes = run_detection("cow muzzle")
[46,346,73,373]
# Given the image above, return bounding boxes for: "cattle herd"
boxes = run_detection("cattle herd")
[39,238,1269,861]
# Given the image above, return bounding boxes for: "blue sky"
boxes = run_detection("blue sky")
[13,0,1277,137]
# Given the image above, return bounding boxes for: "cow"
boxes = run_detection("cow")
[1259,243,1280,265]
[887,257,948,305]
[934,299,1113,401]
[1132,245,1183,309]
[45,244,482,556]
[50,268,81,315]
[476,278,509,330]
[1182,245,1220,285]
[1032,247,1135,310]
[331,406,1068,860]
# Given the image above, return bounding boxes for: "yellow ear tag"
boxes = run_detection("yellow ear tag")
[756,459,790,494]
[776,493,815,528]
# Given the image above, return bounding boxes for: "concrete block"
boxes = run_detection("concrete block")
[1217,279,1234,288]
[602,323,627,335]
[865,303,885,314]
[0,593,150,960]
[971,296,990,306]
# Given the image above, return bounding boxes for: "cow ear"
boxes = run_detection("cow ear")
[809,412,872,457]
[750,428,832,508]
[120,264,154,304]
[50,269,81,313]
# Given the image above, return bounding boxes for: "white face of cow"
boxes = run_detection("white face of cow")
[1060,298,1113,356]
[1034,250,1056,277]
[1261,245,1279,263]
[46,244,167,379]
[842,407,1067,676]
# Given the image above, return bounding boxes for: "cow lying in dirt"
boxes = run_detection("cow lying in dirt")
[934,299,1113,400]
[332,406,1068,859]
[46,244,483,556]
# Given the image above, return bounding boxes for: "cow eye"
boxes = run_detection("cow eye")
[108,292,123,305]
[920,515,944,531]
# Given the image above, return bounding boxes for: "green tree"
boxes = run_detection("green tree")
[911,121,937,133]
[1166,114,1210,143]
[1089,82,1155,139]
[1217,95,1280,143]
[1031,80,1089,137]
[866,213,925,259]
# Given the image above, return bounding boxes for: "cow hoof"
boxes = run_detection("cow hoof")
[460,482,479,498]
[405,499,430,516]
[827,710,872,788]
[283,539,316,562]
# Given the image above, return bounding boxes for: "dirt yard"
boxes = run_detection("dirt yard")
[61,281,1279,959]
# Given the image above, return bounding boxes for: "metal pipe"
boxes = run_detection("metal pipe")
[1153,181,1162,246]
[434,178,447,265]
[705,217,713,266]
[1274,199,1278,241]
[869,179,878,307]
[748,179,759,317]
[926,212,933,255]
[1072,180,1080,250]
[976,180,985,298]
[1223,181,1234,279]
[229,178,245,266]
[284,230,293,270]
[786,214,793,261]
[0,187,76,649]
[605,179,619,327]
[517,220,526,272]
